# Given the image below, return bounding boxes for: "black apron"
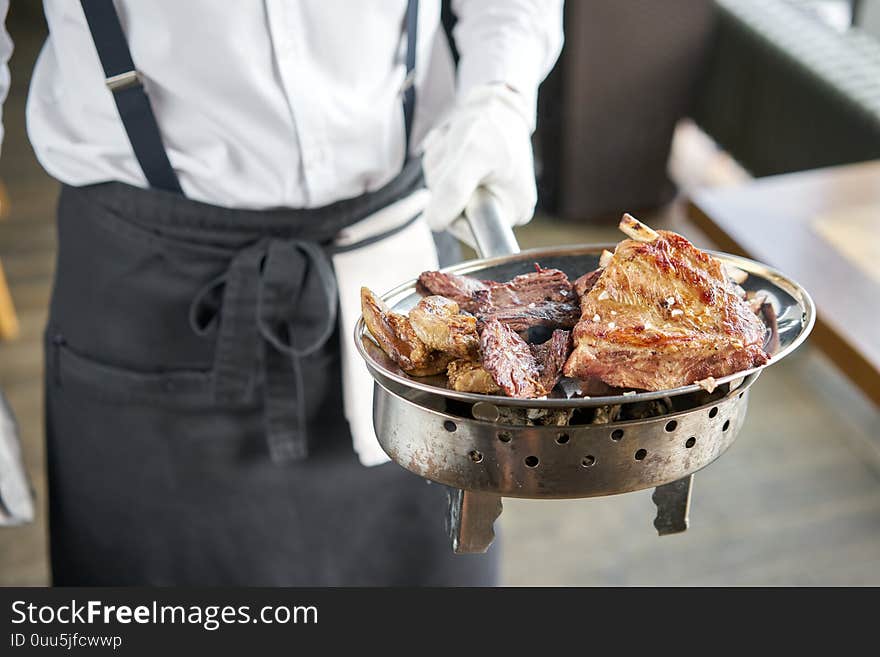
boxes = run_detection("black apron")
[45,0,495,585]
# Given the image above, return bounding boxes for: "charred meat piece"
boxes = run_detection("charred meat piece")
[360,287,452,376]
[408,296,480,360]
[480,320,572,398]
[529,329,572,393]
[473,265,575,309]
[417,271,491,312]
[446,359,500,394]
[477,302,580,333]
[420,265,579,331]
[563,215,769,391]
[480,320,546,397]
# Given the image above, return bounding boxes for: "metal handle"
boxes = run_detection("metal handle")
[455,187,521,259]
[446,188,519,554]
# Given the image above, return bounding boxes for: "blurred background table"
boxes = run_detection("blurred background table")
[687,160,880,405]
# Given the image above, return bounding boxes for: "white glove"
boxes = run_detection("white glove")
[421,84,537,234]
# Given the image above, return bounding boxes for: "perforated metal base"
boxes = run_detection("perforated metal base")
[373,375,753,553]
[373,377,752,499]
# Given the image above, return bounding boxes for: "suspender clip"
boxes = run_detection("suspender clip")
[105,70,140,93]
[399,69,415,96]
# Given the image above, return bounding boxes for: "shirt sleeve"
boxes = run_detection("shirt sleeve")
[0,0,12,157]
[451,0,564,130]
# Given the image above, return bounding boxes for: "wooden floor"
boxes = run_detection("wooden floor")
[1,9,878,586]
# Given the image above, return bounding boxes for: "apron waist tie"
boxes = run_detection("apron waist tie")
[190,238,338,463]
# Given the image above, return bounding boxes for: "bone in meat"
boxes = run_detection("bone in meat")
[619,213,660,242]
[563,216,769,390]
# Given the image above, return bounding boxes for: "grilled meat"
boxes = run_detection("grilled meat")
[416,271,489,312]
[476,302,579,333]
[529,329,572,393]
[360,287,452,376]
[418,265,579,332]
[446,359,500,394]
[409,295,480,360]
[563,215,769,390]
[473,265,575,308]
[481,320,572,398]
[480,320,545,397]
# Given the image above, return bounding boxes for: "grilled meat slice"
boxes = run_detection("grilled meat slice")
[480,320,546,397]
[529,329,572,393]
[419,265,579,331]
[477,302,580,332]
[480,321,572,398]
[408,295,480,360]
[446,359,500,394]
[360,287,452,376]
[473,265,575,308]
[563,215,769,390]
[416,271,490,312]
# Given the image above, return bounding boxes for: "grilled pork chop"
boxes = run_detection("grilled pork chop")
[563,215,769,390]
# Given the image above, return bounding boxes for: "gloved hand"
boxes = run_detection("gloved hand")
[421,84,537,234]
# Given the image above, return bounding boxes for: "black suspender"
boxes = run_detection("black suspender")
[403,0,419,154]
[80,0,183,193]
[80,0,420,195]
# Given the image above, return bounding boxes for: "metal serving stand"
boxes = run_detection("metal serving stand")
[356,189,815,553]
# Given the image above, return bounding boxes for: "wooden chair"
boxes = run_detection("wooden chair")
[0,180,20,341]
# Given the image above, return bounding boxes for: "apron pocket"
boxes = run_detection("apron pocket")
[47,335,271,473]
[50,337,233,409]
[49,334,339,422]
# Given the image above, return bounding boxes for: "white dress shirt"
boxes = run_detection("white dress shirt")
[0,0,563,210]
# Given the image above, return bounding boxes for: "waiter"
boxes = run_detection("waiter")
[0,1,563,585]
